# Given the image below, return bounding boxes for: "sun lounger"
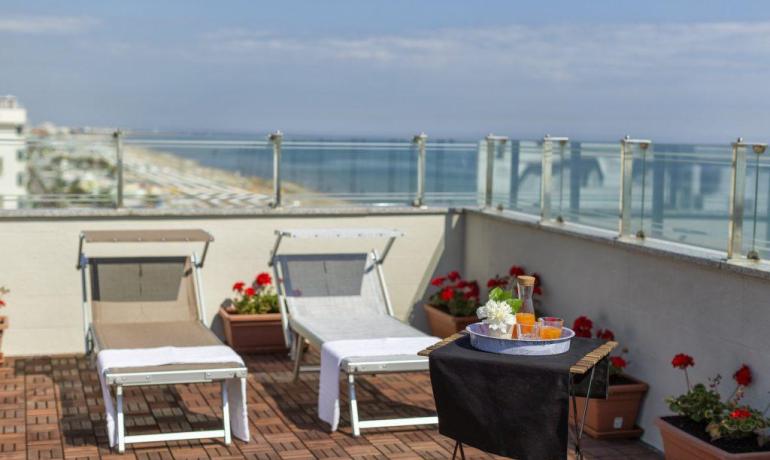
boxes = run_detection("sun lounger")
[269,228,439,435]
[77,229,248,452]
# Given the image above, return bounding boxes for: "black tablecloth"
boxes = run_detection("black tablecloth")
[429,336,609,460]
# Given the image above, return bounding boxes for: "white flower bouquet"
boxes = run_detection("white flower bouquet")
[476,287,523,338]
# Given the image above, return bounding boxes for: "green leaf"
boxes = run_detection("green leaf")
[488,287,522,314]
[508,298,523,314]
[488,287,511,302]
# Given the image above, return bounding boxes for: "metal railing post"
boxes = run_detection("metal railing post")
[113,129,123,208]
[484,135,495,207]
[728,138,768,260]
[540,135,553,222]
[483,134,508,208]
[269,130,283,208]
[619,137,633,236]
[619,136,652,238]
[541,135,569,223]
[569,141,581,216]
[413,132,427,207]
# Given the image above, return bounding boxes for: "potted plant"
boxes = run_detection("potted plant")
[423,271,480,338]
[0,286,7,366]
[219,272,287,353]
[657,354,770,459]
[568,316,649,439]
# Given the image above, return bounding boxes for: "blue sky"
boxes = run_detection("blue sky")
[2,1,770,141]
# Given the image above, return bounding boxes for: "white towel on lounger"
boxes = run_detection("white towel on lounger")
[319,337,439,431]
[97,345,249,447]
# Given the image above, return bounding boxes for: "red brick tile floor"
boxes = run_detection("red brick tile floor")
[0,353,661,460]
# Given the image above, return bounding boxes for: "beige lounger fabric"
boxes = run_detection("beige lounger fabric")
[89,257,198,324]
[89,255,243,376]
[94,321,222,349]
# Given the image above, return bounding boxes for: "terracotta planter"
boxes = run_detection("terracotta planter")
[570,374,648,439]
[0,316,7,365]
[656,417,770,459]
[424,304,476,338]
[219,308,287,353]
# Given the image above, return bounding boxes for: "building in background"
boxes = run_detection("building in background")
[0,96,27,209]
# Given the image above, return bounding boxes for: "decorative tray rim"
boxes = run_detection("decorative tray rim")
[466,322,576,344]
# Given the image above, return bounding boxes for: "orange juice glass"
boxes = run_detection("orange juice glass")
[513,312,536,338]
[538,317,564,340]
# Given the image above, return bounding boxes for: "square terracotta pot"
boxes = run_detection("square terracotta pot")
[570,374,648,439]
[656,417,770,459]
[424,304,477,338]
[0,316,7,365]
[219,308,287,353]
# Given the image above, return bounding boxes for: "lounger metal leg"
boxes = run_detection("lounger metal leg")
[221,381,231,445]
[347,373,361,436]
[292,334,304,382]
[116,385,125,453]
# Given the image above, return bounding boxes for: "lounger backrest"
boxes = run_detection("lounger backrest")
[88,256,199,324]
[275,252,388,320]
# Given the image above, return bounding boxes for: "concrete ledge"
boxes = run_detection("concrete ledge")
[467,207,770,282]
[0,205,456,221]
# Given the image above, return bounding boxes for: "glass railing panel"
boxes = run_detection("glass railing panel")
[123,134,271,208]
[424,141,479,207]
[741,150,770,260]
[280,140,416,207]
[481,140,541,215]
[627,143,732,251]
[552,141,620,231]
[5,135,117,209]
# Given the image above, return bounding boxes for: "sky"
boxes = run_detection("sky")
[2,0,770,142]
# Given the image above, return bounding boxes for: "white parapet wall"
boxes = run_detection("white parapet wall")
[0,208,464,356]
[464,208,770,451]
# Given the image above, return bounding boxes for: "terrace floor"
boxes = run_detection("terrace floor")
[0,353,661,460]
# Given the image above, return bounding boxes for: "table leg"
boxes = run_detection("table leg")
[452,441,466,460]
[570,365,597,460]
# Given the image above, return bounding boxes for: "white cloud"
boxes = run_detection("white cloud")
[202,21,770,80]
[0,16,97,34]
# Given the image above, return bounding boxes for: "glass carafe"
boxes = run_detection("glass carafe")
[516,275,536,315]
[514,275,537,338]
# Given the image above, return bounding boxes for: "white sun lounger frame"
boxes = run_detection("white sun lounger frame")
[77,229,248,453]
[269,228,438,435]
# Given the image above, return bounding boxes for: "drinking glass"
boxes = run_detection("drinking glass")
[538,317,564,340]
[513,312,537,339]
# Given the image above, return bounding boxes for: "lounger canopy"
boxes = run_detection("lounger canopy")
[82,229,214,243]
[78,229,213,269]
[271,228,437,435]
[78,229,246,452]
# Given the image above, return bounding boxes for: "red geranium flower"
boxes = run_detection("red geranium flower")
[509,265,526,277]
[733,364,752,387]
[468,281,480,296]
[232,281,245,292]
[572,316,593,338]
[486,277,507,289]
[0,299,5,307]
[730,408,752,420]
[671,353,695,369]
[440,287,455,302]
[596,329,615,341]
[431,276,446,287]
[244,287,256,296]
[255,272,272,286]
[609,356,627,369]
[532,273,543,295]
[447,271,461,282]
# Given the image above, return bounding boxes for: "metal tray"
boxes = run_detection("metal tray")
[466,322,575,356]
